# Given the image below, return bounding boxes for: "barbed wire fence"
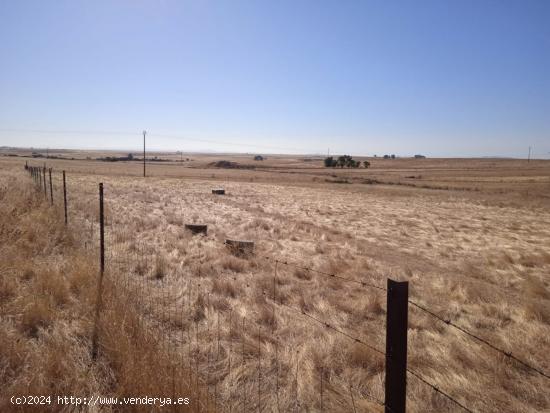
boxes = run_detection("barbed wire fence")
[23,162,550,412]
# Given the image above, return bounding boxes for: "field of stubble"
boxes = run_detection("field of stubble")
[2,154,550,412]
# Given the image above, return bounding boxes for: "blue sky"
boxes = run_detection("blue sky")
[0,0,549,157]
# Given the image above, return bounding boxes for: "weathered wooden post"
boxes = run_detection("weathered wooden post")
[384,279,409,413]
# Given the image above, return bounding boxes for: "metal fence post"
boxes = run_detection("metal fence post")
[63,170,68,225]
[384,279,409,413]
[43,166,47,199]
[49,168,53,205]
[91,182,105,360]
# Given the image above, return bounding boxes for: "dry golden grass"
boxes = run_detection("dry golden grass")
[0,169,207,412]
[1,153,550,412]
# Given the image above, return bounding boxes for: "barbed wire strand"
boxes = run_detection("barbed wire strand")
[261,256,387,292]
[264,292,476,413]
[408,300,550,380]
[261,253,550,381]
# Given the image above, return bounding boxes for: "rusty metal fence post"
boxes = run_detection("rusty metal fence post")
[91,182,105,360]
[384,279,409,413]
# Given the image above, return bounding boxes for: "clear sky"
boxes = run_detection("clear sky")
[0,0,549,157]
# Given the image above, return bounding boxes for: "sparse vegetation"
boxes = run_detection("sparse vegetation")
[324,155,367,168]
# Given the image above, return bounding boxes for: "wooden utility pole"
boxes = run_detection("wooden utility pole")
[143,130,147,177]
[528,146,531,162]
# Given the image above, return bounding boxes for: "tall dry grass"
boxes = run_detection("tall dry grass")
[0,171,205,412]
[2,158,550,412]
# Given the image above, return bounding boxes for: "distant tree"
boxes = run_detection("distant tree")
[127,153,133,160]
[322,155,373,168]
[324,156,337,167]
[383,154,390,159]
[391,154,396,159]
[327,155,362,168]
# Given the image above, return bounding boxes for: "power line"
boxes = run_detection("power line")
[0,128,312,153]
[0,128,137,136]
[150,132,310,153]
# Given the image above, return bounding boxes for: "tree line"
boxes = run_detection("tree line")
[324,155,370,168]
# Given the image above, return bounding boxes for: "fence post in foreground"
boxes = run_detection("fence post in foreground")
[49,168,53,205]
[384,279,409,413]
[91,183,105,360]
[63,171,68,225]
[43,166,47,199]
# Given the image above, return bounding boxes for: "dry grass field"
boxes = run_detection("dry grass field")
[1,151,550,412]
